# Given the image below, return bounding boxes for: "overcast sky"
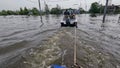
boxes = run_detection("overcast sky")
[0,0,120,11]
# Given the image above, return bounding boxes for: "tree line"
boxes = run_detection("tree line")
[0,7,38,15]
[0,4,64,15]
[0,2,120,16]
[0,4,85,16]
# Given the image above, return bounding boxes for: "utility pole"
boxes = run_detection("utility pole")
[38,0,43,23]
[103,0,109,23]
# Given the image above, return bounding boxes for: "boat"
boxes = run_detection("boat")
[61,14,77,27]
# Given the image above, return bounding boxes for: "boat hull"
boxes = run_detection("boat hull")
[61,22,77,27]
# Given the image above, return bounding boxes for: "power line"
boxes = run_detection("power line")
[46,0,70,2]
[26,0,37,3]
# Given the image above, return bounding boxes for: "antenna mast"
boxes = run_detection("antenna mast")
[108,0,112,6]
[38,0,43,23]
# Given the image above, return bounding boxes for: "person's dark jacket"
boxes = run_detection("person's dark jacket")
[64,11,70,15]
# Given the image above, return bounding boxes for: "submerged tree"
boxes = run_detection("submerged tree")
[31,7,39,15]
[50,4,62,14]
[89,2,101,13]
[44,4,50,14]
[1,10,7,15]
[24,7,29,15]
[19,7,29,15]
[19,8,24,15]
[79,8,85,14]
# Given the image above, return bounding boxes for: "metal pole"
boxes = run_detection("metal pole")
[38,0,43,23]
[103,0,109,23]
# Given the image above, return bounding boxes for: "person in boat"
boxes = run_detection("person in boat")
[67,9,75,19]
[64,10,70,19]
[64,9,70,16]
[63,10,71,25]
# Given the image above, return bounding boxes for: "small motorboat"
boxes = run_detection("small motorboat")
[61,15,77,27]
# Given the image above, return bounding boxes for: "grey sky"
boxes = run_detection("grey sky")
[0,0,120,11]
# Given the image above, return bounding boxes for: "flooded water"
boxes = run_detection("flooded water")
[0,14,120,68]
[0,15,61,67]
[77,14,120,61]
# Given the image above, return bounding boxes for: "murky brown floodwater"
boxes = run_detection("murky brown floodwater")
[0,14,120,68]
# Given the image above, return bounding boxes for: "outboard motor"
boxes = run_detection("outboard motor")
[66,18,70,26]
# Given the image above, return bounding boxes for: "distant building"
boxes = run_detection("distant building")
[103,4,120,13]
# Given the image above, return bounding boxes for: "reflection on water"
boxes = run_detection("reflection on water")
[78,14,120,63]
[0,14,120,67]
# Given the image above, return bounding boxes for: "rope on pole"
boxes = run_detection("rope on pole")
[72,27,81,68]
[74,27,77,65]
